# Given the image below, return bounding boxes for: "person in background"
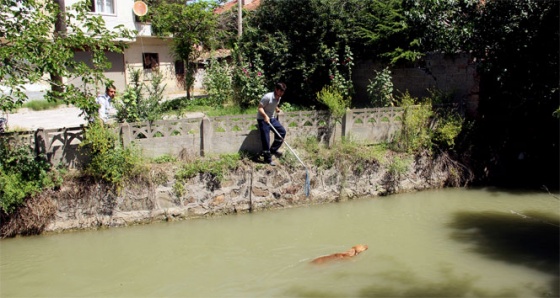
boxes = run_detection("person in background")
[0,117,6,133]
[96,85,116,124]
[257,82,287,166]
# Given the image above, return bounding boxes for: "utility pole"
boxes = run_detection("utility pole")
[237,0,243,61]
[237,0,242,38]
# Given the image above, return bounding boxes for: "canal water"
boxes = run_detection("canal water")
[1,188,558,297]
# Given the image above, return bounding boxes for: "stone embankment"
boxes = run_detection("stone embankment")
[45,151,455,233]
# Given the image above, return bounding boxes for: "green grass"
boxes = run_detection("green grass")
[160,96,306,117]
[23,100,64,111]
[175,153,241,182]
[295,136,390,170]
[160,97,255,117]
[206,105,255,116]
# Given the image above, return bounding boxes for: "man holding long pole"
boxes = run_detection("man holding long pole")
[257,82,287,166]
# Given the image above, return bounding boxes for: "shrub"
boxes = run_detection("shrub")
[429,89,463,150]
[301,137,321,155]
[279,102,304,112]
[114,68,165,123]
[233,54,268,109]
[80,122,144,187]
[115,87,141,122]
[326,45,354,100]
[203,58,233,106]
[367,67,396,107]
[433,111,463,149]
[317,85,349,122]
[391,92,433,153]
[144,70,166,121]
[391,91,463,153]
[0,139,62,214]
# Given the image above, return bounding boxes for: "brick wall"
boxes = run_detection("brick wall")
[353,53,479,117]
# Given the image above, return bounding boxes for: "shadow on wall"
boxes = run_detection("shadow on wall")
[239,130,262,154]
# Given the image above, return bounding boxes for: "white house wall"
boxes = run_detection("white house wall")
[125,37,186,97]
[64,0,186,99]
[69,51,126,95]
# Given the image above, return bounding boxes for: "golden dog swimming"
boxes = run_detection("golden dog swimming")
[311,244,368,264]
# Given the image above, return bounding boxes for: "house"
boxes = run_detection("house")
[214,0,261,14]
[69,0,263,99]
[64,0,187,98]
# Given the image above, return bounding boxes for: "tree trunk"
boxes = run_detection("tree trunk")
[51,0,66,100]
[185,60,196,100]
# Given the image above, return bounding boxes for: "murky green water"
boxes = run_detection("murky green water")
[1,188,559,297]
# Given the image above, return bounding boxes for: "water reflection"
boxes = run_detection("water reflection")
[358,266,520,297]
[448,210,560,297]
[449,211,559,275]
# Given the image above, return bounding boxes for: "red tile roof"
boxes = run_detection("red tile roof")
[214,0,261,14]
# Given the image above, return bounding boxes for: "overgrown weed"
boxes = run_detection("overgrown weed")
[79,122,146,189]
[294,137,389,171]
[390,91,463,153]
[175,153,241,183]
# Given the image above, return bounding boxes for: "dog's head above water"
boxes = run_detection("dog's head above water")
[349,244,368,255]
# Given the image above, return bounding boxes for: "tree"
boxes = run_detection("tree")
[403,0,559,188]
[0,0,134,116]
[214,0,241,50]
[239,0,421,104]
[150,0,219,99]
[357,0,422,65]
[403,0,481,55]
[467,0,559,189]
[239,0,362,103]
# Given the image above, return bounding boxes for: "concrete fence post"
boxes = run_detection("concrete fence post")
[120,123,132,149]
[201,117,212,157]
[341,109,352,139]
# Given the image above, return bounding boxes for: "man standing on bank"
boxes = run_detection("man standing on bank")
[96,84,116,124]
[257,82,287,166]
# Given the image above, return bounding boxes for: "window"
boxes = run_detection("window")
[91,0,115,14]
[143,53,159,70]
[175,60,185,75]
